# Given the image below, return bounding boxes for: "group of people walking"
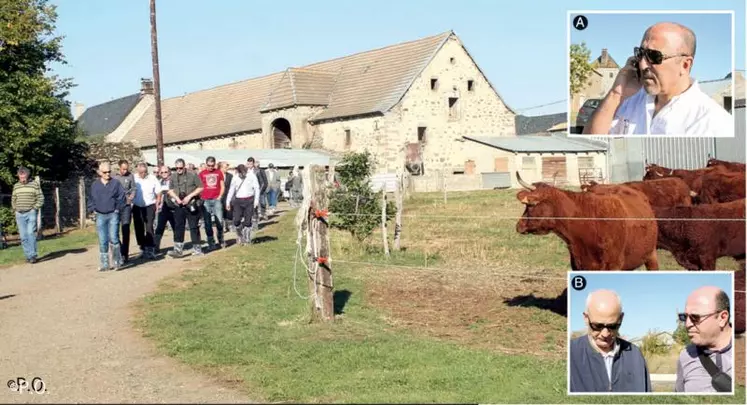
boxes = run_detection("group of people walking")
[87,156,301,271]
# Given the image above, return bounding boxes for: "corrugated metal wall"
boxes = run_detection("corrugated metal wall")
[714,106,746,163]
[640,137,715,169]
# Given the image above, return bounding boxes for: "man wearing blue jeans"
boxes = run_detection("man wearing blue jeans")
[87,162,126,271]
[11,167,44,263]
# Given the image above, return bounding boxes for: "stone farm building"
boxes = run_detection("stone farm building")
[75,31,608,190]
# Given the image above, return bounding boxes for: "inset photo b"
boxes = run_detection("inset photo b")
[567,271,739,395]
[567,11,737,137]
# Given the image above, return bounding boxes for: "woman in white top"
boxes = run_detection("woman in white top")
[226,164,261,246]
[153,165,176,254]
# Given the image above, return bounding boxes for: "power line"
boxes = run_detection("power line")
[515,99,568,112]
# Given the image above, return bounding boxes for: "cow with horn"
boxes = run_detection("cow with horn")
[515,172,659,270]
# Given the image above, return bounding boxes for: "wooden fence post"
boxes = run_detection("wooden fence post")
[442,170,447,204]
[307,165,334,322]
[34,176,43,239]
[78,176,86,229]
[54,185,61,234]
[381,188,390,257]
[393,172,403,251]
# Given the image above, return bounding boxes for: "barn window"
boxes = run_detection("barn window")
[578,156,594,169]
[724,96,733,113]
[522,156,537,170]
[430,78,439,91]
[449,57,456,64]
[467,80,474,91]
[230,137,237,149]
[198,142,203,150]
[417,126,427,144]
[448,97,459,121]
[344,129,351,150]
[609,72,613,78]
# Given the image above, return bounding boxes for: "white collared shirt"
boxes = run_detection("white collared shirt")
[609,80,734,137]
[601,340,620,382]
[133,174,159,207]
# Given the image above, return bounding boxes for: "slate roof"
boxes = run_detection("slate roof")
[76,93,141,136]
[121,30,515,147]
[515,112,567,135]
[464,134,607,153]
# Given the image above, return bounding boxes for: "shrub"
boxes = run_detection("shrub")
[328,151,396,242]
[672,322,692,346]
[639,330,672,358]
[0,206,17,235]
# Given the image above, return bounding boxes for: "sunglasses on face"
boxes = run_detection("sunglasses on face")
[634,46,690,65]
[589,321,622,332]
[101,171,111,174]
[678,311,719,324]
[176,166,185,170]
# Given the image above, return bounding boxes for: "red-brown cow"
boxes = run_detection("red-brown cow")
[652,199,745,270]
[694,170,746,204]
[735,269,745,335]
[706,158,746,172]
[582,177,692,207]
[642,163,726,194]
[515,172,659,270]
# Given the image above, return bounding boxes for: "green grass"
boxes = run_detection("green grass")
[0,227,98,267]
[137,190,746,403]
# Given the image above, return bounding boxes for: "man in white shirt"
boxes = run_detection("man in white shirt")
[132,162,160,260]
[226,164,261,246]
[582,22,734,137]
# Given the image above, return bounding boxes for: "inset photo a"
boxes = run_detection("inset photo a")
[567,11,736,137]
[567,271,739,395]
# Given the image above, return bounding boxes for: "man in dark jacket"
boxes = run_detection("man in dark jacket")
[247,157,268,224]
[166,158,204,258]
[219,162,233,233]
[569,289,652,393]
[87,162,126,271]
[112,159,136,263]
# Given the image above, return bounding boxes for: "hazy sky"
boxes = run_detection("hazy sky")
[51,0,745,117]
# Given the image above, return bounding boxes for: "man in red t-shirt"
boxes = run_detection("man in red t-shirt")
[198,156,226,249]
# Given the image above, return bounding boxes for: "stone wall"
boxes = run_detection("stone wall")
[159,131,263,151]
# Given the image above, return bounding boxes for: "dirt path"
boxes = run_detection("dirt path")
[0,210,278,403]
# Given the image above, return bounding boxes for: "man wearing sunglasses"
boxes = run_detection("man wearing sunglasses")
[87,162,126,271]
[198,156,226,250]
[570,289,651,392]
[675,286,733,393]
[166,158,204,258]
[583,22,733,136]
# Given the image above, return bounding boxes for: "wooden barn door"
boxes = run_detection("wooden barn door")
[542,157,567,185]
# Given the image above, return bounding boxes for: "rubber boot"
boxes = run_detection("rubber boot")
[193,244,204,256]
[242,227,252,246]
[99,253,110,271]
[168,242,184,258]
[154,234,163,254]
[111,243,123,269]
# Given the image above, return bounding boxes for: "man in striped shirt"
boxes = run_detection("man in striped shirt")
[11,167,44,263]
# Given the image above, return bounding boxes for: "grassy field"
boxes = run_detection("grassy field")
[137,189,745,403]
[0,227,97,267]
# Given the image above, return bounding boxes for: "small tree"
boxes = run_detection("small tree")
[328,151,395,242]
[673,322,692,346]
[569,42,595,96]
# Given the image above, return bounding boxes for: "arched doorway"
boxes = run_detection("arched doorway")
[272,118,292,149]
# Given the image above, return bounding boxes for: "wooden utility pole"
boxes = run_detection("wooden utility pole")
[150,0,165,166]
[381,190,390,256]
[307,165,334,322]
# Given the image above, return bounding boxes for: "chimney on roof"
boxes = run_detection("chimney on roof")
[601,48,609,65]
[73,102,85,121]
[140,78,154,95]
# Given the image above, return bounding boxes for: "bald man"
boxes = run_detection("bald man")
[583,22,733,136]
[675,286,733,393]
[87,162,126,271]
[569,289,651,392]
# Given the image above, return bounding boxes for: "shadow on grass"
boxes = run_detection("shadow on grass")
[504,287,568,317]
[333,289,352,315]
[37,247,88,262]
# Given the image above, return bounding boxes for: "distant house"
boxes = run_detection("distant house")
[75,79,155,139]
[570,48,621,114]
[699,71,746,113]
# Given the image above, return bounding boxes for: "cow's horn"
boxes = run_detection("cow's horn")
[516,171,536,191]
[655,171,664,177]
[690,191,698,197]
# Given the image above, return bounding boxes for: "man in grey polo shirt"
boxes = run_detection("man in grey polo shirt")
[675,286,733,393]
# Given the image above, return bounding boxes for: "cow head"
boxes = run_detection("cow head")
[580,180,599,192]
[643,163,671,180]
[515,172,556,235]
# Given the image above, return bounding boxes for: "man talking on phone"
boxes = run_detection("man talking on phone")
[583,22,733,136]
